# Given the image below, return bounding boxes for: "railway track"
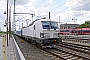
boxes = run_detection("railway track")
[54,42,90,60]
[60,42,90,50]
[41,47,90,60]
[62,36,90,43]
[38,42,90,60]
[42,48,83,60]
[15,35,90,60]
[58,42,90,54]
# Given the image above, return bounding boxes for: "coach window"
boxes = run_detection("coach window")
[34,25,35,30]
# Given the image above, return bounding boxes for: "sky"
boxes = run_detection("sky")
[0,0,90,31]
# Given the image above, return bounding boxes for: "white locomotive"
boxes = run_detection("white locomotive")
[16,18,62,48]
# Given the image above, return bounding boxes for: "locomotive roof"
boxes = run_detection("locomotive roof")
[29,19,57,26]
[22,19,57,28]
[22,19,48,28]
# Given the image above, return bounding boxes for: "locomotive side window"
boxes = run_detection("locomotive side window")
[34,25,35,30]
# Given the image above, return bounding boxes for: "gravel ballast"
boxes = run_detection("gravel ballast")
[14,36,57,60]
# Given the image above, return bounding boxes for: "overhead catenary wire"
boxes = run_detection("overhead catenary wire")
[50,2,66,11]
[16,1,29,12]
[14,0,34,28]
[16,0,54,20]
[72,1,90,10]
[53,0,89,25]
[35,0,45,8]
[37,0,54,12]
[15,0,34,22]
[15,0,88,21]
[55,0,87,14]
[37,0,87,17]
[16,0,61,18]
[15,0,87,15]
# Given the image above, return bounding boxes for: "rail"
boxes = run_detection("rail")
[12,35,25,60]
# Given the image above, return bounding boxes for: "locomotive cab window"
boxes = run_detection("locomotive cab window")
[50,21,58,29]
[41,21,58,29]
[41,21,50,29]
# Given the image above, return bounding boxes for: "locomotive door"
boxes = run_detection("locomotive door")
[33,25,36,37]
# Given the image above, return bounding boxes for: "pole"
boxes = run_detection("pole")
[9,7,11,40]
[22,23,23,28]
[3,22,4,31]
[59,16,60,36]
[6,0,8,46]
[31,14,34,22]
[14,0,16,31]
[72,17,77,35]
[14,13,34,23]
[32,15,33,22]
[49,11,50,19]
[59,16,60,29]
[21,23,23,36]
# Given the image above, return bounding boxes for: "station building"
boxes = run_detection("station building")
[85,20,90,23]
[60,23,80,29]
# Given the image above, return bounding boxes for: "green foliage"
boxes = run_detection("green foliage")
[0,31,6,34]
[79,23,90,28]
[11,31,15,34]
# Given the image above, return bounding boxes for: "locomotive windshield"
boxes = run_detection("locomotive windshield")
[41,21,58,29]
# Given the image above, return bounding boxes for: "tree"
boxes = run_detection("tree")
[79,23,90,28]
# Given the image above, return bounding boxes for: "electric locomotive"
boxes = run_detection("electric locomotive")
[15,18,62,48]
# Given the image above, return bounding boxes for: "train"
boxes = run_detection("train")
[60,28,90,35]
[73,28,90,35]
[14,18,62,48]
[60,28,72,35]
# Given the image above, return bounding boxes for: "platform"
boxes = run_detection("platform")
[0,34,25,60]
[0,34,16,60]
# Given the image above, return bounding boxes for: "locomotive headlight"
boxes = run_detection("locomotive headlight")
[41,44,43,46]
[40,33,44,38]
[54,40,57,42]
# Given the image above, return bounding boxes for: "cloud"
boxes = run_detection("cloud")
[65,0,78,7]
[9,0,30,6]
[55,0,90,24]
[47,0,54,4]
[65,0,90,11]
[10,0,90,26]
[72,11,84,17]
[1,0,90,31]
